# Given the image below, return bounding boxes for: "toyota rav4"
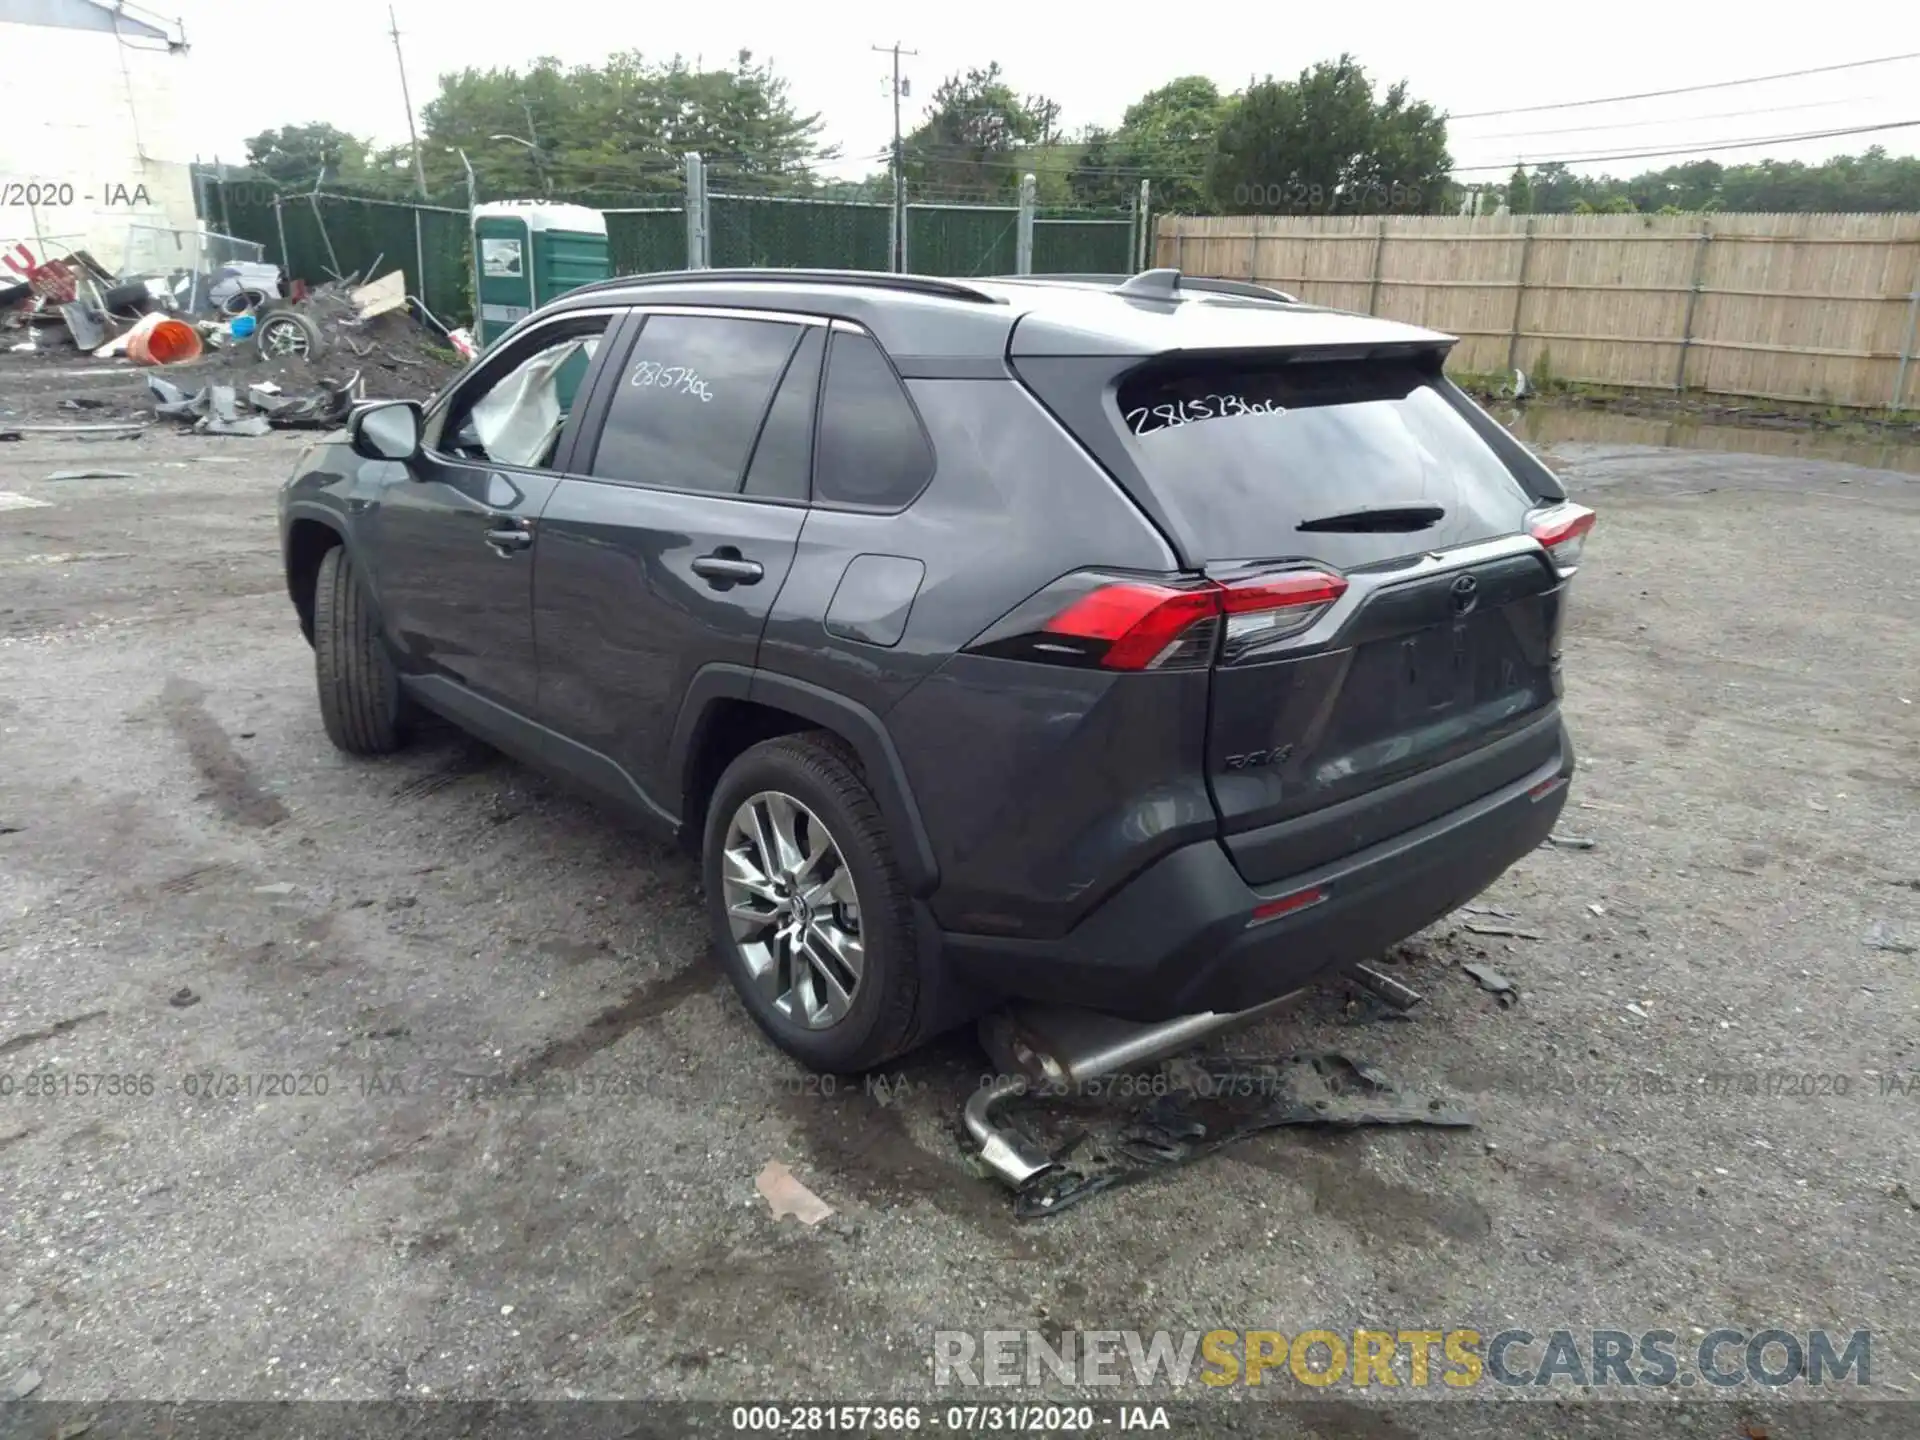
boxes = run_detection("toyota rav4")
[278,268,1591,1072]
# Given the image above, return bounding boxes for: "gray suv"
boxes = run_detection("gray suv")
[278,269,1591,1072]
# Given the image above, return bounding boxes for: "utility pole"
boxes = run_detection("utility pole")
[389,6,429,199]
[872,41,917,271]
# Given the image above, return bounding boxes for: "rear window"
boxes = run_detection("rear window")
[1115,356,1533,565]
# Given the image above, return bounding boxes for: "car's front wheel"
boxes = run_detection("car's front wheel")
[703,734,923,1072]
[313,545,410,756]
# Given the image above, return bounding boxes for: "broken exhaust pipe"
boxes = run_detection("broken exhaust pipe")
[966,988,1309,1190]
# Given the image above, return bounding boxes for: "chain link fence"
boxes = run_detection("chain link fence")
[204,173,1147,324]
[1034,217,1134,275]
[605,209,685,275]
[711,196,892,270]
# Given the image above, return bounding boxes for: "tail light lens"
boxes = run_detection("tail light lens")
[1528,502,1596,578]
[966,568,1349,671]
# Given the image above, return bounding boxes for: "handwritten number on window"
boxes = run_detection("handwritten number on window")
[629,359,714,402]
[1124,393,1284,436]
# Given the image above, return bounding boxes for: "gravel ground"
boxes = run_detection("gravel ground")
[0,423,1916,1436]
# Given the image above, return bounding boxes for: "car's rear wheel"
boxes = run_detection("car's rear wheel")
[313,545,410,756]
[703,734,922,1072]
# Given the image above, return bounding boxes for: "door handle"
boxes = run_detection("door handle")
[691,551,764,586]
[485,525,533,553]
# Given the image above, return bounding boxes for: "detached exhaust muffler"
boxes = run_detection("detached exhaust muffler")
[965,989,1310,1190]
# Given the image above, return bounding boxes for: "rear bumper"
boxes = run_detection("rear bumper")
[942,719,1574,1018]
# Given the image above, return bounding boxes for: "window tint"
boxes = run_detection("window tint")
[813,331,933,509]
[1113,356,1534,567]
[590,314,801,494]
[742,326,824,502]
[444,318,607,470]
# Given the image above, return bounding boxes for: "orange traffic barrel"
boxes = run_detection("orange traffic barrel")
[127,317,203,366]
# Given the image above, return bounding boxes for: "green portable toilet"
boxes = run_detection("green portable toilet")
[471,201,611,348]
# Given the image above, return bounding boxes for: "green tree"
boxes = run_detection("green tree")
[420,50,834,202]
[1506,165,1531,214]
[1112,77,1229,211]
[900,63,1059,201]
[244,123,371,188]
[1205,56,1448,214]
[1066,127,1132,207]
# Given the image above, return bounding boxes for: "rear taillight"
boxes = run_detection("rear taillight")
[1041,581,1222,670]
[968,569,1348,671]
[1528,502,1596,578]
[1217,571,1349,663]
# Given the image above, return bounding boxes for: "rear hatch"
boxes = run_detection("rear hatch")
[1012,316,1571,885]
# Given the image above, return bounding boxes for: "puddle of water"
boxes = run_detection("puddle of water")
[1501,404,1920,477]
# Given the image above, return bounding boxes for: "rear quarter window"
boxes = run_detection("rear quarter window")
[812,331,934,510]
[1114,355,1535,566]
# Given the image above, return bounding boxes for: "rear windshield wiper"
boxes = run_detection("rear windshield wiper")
[1296,503,1446,534]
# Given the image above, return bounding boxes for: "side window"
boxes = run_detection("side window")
[443,317,608,470]
[590,314,801,494]
[813,331,934,509]
[742,326,825,502]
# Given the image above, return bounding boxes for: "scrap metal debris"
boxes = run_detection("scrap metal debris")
[1349,962,1424,1014]
[6,252,463,435]
[1462,962,1519,1006]
[980,1052,1474,1220]
[1547,833,1599,850]
[147,373,362,434]
[1463,921,1544,940]
[755,1161,833,1225]
[1864,922,1917,957]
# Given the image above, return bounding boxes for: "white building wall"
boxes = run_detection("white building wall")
[0,17,200,274]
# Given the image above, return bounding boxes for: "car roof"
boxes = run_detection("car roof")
[545,268,1454,365]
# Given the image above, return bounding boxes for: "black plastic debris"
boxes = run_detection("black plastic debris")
[146,372,360,435]
[1462,962,1519,1006]
[993,1051,1476,1220]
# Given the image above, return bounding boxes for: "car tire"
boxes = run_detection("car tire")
[256,307,324,360]
[703,733,923,1073]
[313,545,410,756]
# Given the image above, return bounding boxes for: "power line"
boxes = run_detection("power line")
[1455,95,1870,143]
[1452,117,1920,174]
[1449,51,1920,121]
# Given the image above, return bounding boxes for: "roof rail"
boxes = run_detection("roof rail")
[563,268,1005,305]
[988,271,1299,304]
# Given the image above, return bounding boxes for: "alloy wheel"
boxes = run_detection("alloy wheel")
[721,790,865,1029]
[258,314,312,359]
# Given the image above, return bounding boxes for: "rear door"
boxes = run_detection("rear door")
[532,307,824,812]
[1113,353,1565,880]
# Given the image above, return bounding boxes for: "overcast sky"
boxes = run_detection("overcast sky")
[160,0,1918,181]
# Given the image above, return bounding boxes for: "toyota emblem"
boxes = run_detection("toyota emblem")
[1449,573,1480,615]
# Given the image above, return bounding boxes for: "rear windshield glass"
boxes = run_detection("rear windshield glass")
[1115,356,1532,565]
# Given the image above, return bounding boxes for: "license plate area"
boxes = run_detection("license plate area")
[1393,622,1478,723]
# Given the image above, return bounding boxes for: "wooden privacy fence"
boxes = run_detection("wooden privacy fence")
[1157,212,1920,411]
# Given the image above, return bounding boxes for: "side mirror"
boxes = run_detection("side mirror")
[348,400,423,463]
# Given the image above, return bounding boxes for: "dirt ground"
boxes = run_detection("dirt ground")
[1,419,1917,1436]
[0,304,460,433]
